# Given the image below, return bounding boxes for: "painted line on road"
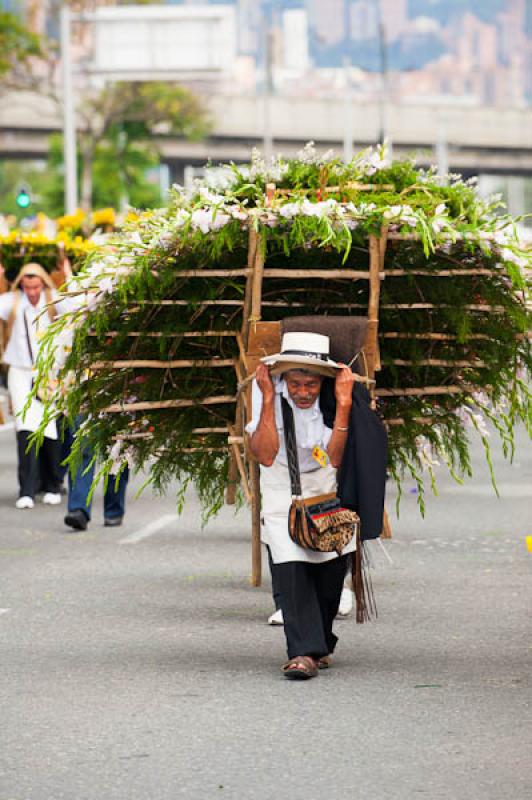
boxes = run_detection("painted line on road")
[119,513,178,545]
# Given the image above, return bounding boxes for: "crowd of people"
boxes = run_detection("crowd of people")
[0,261,128,530]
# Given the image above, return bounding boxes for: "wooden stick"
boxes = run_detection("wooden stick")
[89,330,240,338]
[381,508,392,539]
[385,358,487,367]
[173,269,251,277]
[387,231,497,242]
[127,300,244,307]
[376,385,472,397]
[385,268,499,277]
[115,427,230,441]
[250,234,265,323]
[381,332,491,341]
[230,441,252,505]
[92,358,237,370]
[366,234,384,379]
[378,304,506,312]
[385,417,436,426]
[262,269,379,280]
[271,182,395,195]
[103,395,236,413]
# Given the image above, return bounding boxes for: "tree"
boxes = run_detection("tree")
[42,132,164,216]
[74,81,210,211]
[0,9,42,83]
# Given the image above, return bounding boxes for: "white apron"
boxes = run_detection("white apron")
[7,366,57,439]
[260,460,356,564]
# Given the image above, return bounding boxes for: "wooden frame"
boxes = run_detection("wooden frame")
[84,206,500,585]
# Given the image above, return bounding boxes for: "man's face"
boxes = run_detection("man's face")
[284,370,323,409]
[21,275,44,306]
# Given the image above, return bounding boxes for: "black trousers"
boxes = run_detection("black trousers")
[17,430,61,499]
[271,554,349,660]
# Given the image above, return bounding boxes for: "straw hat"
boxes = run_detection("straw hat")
[12,262,55,291]
[261,332,341,378]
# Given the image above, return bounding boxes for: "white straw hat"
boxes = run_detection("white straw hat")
[261,331,341,377]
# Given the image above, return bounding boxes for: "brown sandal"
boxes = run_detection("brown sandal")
[282,656,319,680]
[317,656,331,670]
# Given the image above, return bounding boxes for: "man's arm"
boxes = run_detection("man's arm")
[248,364,279,467]
[326,365,357,468]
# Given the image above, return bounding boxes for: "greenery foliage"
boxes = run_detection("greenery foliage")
[30,145,531,519]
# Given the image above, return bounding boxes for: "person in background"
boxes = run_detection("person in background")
[63,419,129,531]
[0,262,73,509]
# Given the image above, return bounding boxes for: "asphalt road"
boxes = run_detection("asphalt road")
[0,417,531,800]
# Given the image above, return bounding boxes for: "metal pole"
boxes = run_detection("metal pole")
[263,26,274,161]
[60,5,78,214]
[376,0,391,155]
[436,118,449,179]
[343,57,353,163]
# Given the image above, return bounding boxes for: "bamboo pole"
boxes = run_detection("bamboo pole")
[385,269,499,277]
[92,358,237,370]
[103,395,236,413]
[381,509,392,539]
[250,234,266,325]
[376,385,472,397]
[228,227,259,505]
[366,233,385,384]
[381,332,491,341]
[127,300,245,307]
[89,330,240,338]
[385,417,436,426]
[173,269,251,278]
[385,358,487,367]
[262,269,378,280]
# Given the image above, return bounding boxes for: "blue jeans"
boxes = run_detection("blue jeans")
[64,419,129,521]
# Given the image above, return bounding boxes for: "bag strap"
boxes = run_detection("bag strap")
[23,308,35,365]
[281,397,302,497]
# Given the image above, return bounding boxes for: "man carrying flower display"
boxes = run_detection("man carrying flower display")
[0,261,73,509]
[247,331,367,679]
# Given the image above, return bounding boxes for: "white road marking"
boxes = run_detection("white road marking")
[119,513,178,545]
[440,483,532,498]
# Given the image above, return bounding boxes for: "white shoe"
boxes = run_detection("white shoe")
[267,608,284,626]
[336,586,354,617]
[15,496,34,509]
[43,492,62,505]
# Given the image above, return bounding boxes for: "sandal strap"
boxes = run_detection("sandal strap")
[282,656,318,675]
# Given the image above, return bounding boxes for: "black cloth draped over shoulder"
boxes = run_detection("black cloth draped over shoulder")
[320,379,388,541]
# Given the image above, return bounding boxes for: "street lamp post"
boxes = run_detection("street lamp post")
[60,5,78,215]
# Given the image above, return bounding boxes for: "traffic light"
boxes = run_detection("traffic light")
[16,186,31,209]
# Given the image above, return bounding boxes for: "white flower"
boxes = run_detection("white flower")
[297,141,318,164]
[279,202,301,220]
[383,205,403,219]
[97,275,115,295]
[229,207,248,222]
[415,436,440,469]
[301,198,338,218]
[500,247,527,269]
[190,208,212,234]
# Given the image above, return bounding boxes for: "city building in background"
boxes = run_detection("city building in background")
[2,0,531,225]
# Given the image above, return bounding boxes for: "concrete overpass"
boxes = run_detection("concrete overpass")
[1,91,532,181]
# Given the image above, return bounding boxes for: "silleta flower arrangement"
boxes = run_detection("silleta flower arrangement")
[30,144,531,519]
